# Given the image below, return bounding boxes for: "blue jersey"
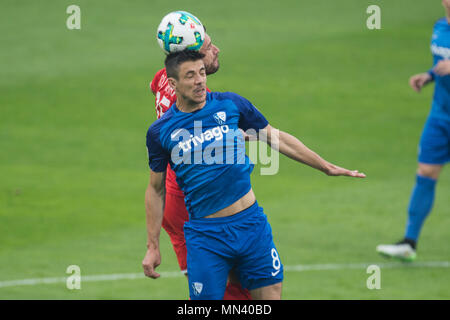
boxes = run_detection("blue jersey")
[146,91,269,219]
[429,18,450,121]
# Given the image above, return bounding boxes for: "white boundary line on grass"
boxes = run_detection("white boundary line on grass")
[0,261,449,288]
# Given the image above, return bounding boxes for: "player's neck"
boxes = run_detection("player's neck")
[176,97,206,113]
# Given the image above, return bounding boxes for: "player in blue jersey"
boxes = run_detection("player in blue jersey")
[143,50,366,299]
[377,0,450,262]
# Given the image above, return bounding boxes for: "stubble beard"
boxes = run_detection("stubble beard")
[205,61,220,76]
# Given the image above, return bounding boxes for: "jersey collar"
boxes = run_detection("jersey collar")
[172,92,211,115]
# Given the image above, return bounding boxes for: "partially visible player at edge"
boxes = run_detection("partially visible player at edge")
[377,0,450,261]
[145,19,251,299]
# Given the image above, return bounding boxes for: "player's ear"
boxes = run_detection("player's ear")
[168,77,177,91]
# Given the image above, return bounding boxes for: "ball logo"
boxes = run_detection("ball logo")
[158,23,183,53]
[176,11,202,26]
[156,11,205,54]
[192,282,203,296]
[214,111,227,125]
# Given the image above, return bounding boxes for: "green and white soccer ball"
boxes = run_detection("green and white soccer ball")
[156,11,205,55]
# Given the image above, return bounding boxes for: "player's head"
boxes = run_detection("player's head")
[444,0,450,13]
[199,32,220,75]
[165,50,207,105]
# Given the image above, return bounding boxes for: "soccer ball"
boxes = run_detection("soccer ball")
[156,11,205,54]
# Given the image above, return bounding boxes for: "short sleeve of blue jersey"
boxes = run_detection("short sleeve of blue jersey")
[220,92,269,131]
[146,122,170,172]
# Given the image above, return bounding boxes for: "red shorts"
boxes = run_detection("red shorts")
[161,191,189,273]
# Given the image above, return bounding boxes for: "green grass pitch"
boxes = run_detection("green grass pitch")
[0,0,449,299]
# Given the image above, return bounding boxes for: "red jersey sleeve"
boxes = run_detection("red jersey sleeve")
[150,68,165,95]
[150,68,177,119]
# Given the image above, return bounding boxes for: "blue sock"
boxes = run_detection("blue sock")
[404,175,437,242]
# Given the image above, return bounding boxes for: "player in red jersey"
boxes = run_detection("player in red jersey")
[146,32,251,300]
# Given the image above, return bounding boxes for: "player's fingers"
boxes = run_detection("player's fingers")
[409,78,420,92]
[416,82,422,92]
[416,77,427,89]
[143,264,160,279]
[348,170,366,178]
[142,263,150,276]
[142,260,151,273]
[335,168,353,176]
[148,271,161,279]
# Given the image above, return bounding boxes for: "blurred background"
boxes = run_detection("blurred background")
[0,0,449,299]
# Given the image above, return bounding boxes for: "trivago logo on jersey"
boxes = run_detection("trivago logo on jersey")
[431,44,450,59]
[169,115,246,165]
[167,115,281,174]
[172,123,230,152]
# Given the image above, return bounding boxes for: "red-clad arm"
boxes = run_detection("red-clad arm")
[150,68,165,96]
[149,68,184,194]
[150,68,177,119]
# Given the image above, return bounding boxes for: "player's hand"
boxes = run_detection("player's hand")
[433,59,450,76]
[325,163,366,178]
[409,72,432,92]
[142,248,161,279]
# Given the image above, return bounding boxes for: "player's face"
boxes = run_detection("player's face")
[175,60,207,105]
[443,0,450,11]
[199,34,220,75]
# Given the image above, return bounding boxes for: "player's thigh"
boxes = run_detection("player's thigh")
[186,251,230,300]
[236,207,284,292]
[184,223,232,300]
[250,282,282,300]
[418,116,450,166]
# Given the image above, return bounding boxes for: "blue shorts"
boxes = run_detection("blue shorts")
[184,201,284,300]
[418,116,450,165]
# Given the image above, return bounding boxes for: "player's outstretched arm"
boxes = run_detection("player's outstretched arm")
[142,170,166,279]
[259,125,366,178]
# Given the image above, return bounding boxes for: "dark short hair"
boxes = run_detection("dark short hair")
[165,50,205,79]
